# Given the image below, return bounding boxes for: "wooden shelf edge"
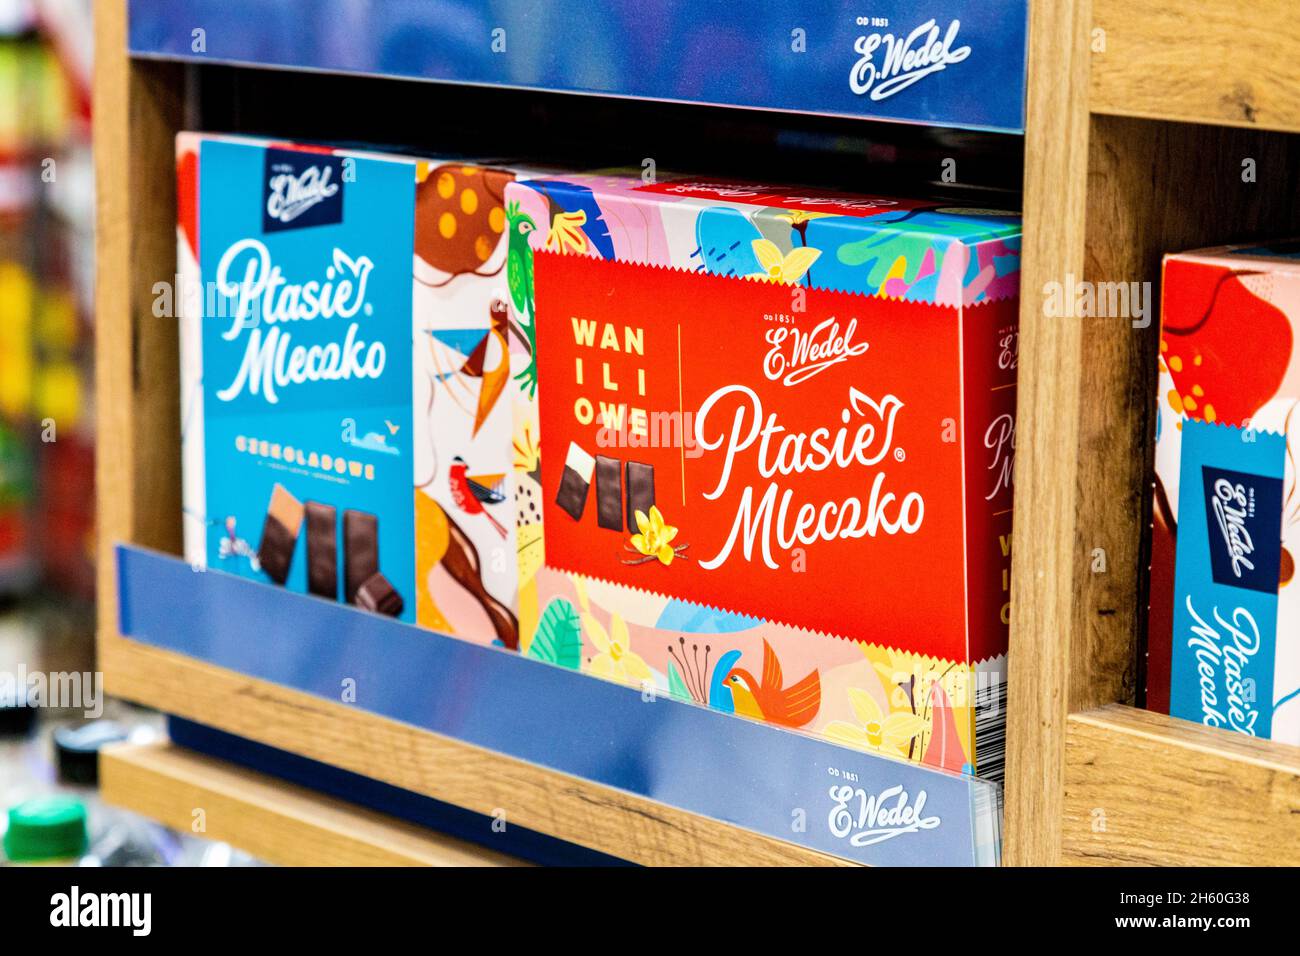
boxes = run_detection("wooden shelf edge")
[1062,704,1300,866]
[99,631,853,867]
[1089,104,1300,137]
[1091,0,1300,136]
[99,740,527,866]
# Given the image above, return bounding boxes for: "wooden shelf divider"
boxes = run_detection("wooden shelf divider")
[100,741,527,867]
[1092,0,1300,135]
[1063,706,1300,866]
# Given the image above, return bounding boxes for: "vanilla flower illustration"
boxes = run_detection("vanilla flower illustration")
[573,577,652,686]
[746,238,821,284]
[630,506,679,566]
[823,688,929,757]
[869,649,924,710]
[584,612,653,685]
[545,210,589,254]
[775,209,835,226]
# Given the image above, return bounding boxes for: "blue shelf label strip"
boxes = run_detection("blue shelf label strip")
[128,0,1027,132]
[118,546,999,865]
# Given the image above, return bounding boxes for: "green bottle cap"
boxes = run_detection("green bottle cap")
[4,796,88,862]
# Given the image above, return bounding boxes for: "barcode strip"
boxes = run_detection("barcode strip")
[974,674,1007,786]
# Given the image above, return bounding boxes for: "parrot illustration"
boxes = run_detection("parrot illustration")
[449,455,508,539]
[722,640,821,728]
[506,201,537,317]
[505,200,539,396]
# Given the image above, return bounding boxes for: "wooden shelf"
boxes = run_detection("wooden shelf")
[1063,706,1300,866]
[1092,0,1300,133]
[1003,0,1300,867]
[94,0,1300,867]
[99,741,527,867]
[92,0,987,869]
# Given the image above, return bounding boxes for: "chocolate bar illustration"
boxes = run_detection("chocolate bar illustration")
[556,441,595,521]
[625,461,655,530]
[305,502,338,599]
[355,572,403,617]
[343,510,379,604]
[257,484,303,585]
[595,455,623,531]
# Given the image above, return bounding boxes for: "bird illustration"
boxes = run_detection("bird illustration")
[722,640,821,728]
[505,201,539,397]
[706,649,743,713]
[449,455,508,539]
[456,300,512,436]
[506,200,537,319]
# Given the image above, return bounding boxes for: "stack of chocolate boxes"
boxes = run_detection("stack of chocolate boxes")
[179,138,1022,779]
[1148,241,1300,744]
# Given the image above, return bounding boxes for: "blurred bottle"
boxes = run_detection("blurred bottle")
[2,794,87,865]
[0,690,41,807]
[176,836,266,868]
[52,720,180,866]
[52,719,264,866]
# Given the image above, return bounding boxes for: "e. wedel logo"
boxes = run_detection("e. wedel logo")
[262,148,345,232]
[1199,464,1282,594]
[764,317,869,386]
[849,18,971,101]
[828,783,940,847]
[1210,478,1257,579]
[214,238,384,405]
[266,163,339,224]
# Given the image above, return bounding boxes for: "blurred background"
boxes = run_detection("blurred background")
[1,0,93,611]
[0,0,263,867]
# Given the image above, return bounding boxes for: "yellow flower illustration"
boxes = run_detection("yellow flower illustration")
[574,576,652,686]
[823,688,929,757]
[630,505,678,566]
[869,647,931,713]
[861,646,974,758]
[868,646,971,710]
[746,238,821,284]
[776,209,835,226]
[546,210,589,254]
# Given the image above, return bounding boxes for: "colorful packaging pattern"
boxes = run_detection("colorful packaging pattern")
[504,173,1021,778]
[1149,242,1300,743]
[178,134,526,641]
[409,160,527,648]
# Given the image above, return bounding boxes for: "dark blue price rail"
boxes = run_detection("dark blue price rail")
[127,0,1027,133]
[117,546,1001,866]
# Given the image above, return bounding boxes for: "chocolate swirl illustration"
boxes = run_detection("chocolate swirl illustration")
[440,510,520,649]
